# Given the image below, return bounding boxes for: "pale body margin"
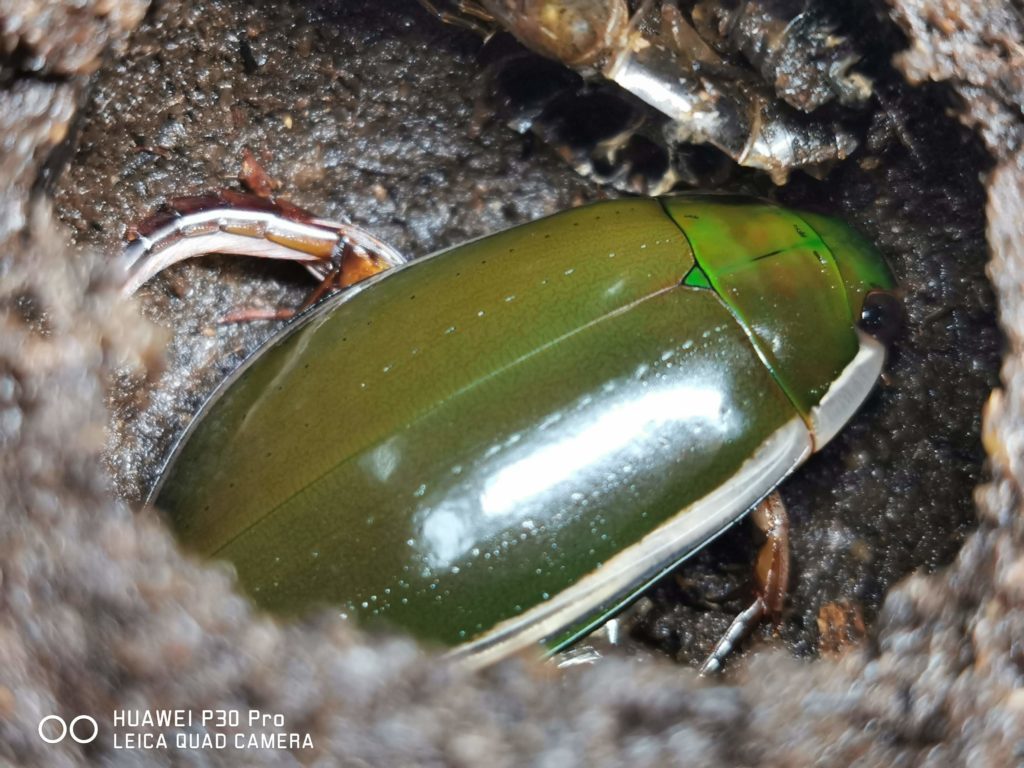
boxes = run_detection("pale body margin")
[454,331,884,667]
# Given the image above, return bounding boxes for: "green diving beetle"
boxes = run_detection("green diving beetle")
[123,192,898,669]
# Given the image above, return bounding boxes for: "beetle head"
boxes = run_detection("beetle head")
[857,289,904,345]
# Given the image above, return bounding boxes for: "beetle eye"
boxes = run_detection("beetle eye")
[858,290,903,344]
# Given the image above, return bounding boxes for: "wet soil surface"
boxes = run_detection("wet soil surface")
[55,0,1000,671]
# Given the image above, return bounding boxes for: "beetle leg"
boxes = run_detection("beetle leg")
[295,262,346,311]
[121,192,406,300]
[228,240,386,323]
[751,490,790,622]
[219,237,389,323]
[218,306,300,324]
[219,278,330,322]
[699,491,789,675]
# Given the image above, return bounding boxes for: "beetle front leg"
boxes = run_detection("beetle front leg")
[699,490,789,675]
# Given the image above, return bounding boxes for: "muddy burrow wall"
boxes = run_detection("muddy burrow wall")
[1,0,1023,765]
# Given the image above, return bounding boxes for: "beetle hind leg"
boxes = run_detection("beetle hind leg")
[121,192,406,312]
[699,491,789,675]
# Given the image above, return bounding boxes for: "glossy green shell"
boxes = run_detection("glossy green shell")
[155,195,895,658]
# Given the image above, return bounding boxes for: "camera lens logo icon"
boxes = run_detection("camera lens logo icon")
[38,715,98,745]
